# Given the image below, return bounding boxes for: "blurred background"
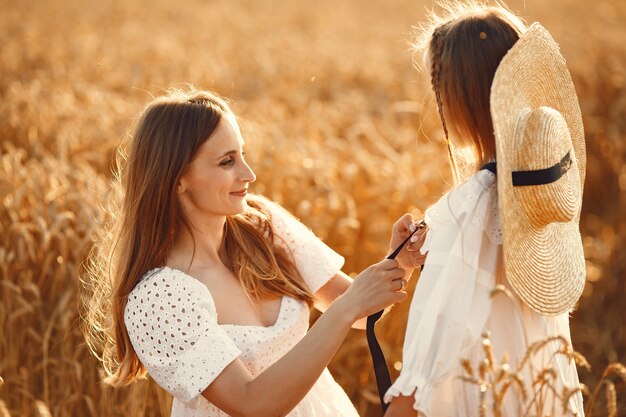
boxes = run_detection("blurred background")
[0,0,624,415]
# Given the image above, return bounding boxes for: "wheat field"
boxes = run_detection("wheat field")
[1,0,625,416]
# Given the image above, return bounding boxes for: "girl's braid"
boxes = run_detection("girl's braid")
[431,27,460,180]
[430,28,449,142]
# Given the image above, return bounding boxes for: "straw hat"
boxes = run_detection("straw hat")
[490,23,586,316]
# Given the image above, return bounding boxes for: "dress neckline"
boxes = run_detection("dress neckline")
[220,296,290,330]
[153,266,291,330]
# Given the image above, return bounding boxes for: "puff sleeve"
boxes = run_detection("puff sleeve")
[258,196,345,294]
[124,268,241,407]
[384,170,502,416]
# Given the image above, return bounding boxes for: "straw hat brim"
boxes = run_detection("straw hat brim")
[491,23,586,316]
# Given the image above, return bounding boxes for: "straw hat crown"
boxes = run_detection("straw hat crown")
[513,107,581,227]
[491,23,586,316]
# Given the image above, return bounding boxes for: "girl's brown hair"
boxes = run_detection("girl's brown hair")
[416,1,527,183]
[82,87,314,386]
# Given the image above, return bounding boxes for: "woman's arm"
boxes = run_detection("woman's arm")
[313,271,368,329]
[313,214,428,330]
[202,259,407,417]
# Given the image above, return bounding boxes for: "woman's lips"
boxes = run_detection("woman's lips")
[231,189,247,197]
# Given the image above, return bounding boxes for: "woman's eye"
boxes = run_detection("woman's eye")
[220,158,235,167]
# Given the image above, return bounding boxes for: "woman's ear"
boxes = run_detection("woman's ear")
[176,180,186,194]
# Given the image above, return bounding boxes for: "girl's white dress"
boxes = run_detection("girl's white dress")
[384,170,585,417]
[124,199,360,417]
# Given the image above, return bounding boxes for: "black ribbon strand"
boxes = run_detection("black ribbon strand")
[366,221,425,413]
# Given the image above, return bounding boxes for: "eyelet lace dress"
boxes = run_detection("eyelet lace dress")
[384,170,584,417]
[124,198,360,417]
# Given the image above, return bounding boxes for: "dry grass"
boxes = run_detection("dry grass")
[0,0,624,416]
[460,330,618,417]
[460,288,624,416]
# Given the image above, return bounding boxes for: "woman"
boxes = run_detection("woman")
[384,2,586,416]
[82,88,426,416]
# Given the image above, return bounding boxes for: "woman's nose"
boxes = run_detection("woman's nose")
[241,160,256,183]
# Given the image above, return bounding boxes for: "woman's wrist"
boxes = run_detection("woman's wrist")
[324,293,359,327]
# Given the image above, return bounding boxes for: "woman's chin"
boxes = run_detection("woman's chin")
[230,198,248,214]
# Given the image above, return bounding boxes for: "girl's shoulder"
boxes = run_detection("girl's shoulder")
[424,169,501,243]
[448,168,497,207]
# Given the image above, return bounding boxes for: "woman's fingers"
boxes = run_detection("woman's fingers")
[393,213,416,237]
[379,258,399,270]
[412,253,428,267]
[378,259,406,279]
[407,227,427,253]
[403,214,416,233]
[390,266,407,280]
[348,258,411,317]
[392,278,408,292]
[399,213,414,229]
[393,291,408,303]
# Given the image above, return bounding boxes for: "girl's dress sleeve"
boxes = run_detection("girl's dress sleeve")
[384,171,503,416]
[257,196,345,293]
[124,269,241,408]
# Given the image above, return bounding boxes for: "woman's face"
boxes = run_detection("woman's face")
[177,113,256,218]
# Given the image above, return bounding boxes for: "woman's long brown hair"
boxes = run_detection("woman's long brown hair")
[82,87,313,386]
[416,1,527,183]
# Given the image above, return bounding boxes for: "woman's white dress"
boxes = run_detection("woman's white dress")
[384,169,585,417]
[124,199,360,417]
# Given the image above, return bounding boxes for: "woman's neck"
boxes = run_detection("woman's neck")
[168,215,228,269]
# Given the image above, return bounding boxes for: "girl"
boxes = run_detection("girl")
[82,88,426,417]
[384,3,586,416]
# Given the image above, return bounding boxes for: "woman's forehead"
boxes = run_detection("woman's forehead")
[199,114,244,157]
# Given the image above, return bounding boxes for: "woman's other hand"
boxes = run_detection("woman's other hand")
[389,213,428,271]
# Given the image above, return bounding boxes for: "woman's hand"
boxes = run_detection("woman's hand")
[389,213,428,271]
[335,259,408,322]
